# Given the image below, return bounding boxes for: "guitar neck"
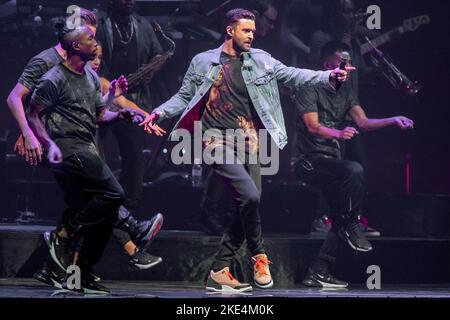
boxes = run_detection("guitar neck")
[360,26,404,56]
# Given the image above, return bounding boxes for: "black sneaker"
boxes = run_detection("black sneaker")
[33,264,64,288]
[62,261,110,295]
[48,231,72,271]
[302,268,348,288]
[62,276,110,295]
[81,279,110,295]
[130,249,162,270]
[339,221,373,252]
[133,213,164,252]
[79,271,109,295]
[44,232,101,282]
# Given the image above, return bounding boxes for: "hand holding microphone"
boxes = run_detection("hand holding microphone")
[331,51,355,89]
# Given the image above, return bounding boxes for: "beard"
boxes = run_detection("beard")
[233,39,251,53]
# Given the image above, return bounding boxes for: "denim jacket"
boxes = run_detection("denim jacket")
[154,44,332,149]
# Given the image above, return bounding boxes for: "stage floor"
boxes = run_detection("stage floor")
[0,278,449,299]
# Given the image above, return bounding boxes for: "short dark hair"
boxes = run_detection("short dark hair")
[54,8,97,52]
[55,24,78,52]
[55,24,92,54]
[79,8,97,27]
[320,41,351,61]
[223,8,255,34]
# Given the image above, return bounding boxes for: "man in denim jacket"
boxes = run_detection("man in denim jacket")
[144,8,352,292]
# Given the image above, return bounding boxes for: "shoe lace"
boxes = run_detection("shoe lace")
[223,269,237,281]
[254,256,272,275]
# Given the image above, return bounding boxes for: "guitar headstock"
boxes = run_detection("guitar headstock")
[403,15,430,32]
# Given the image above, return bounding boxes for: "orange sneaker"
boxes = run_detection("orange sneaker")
[252,253,273,288]
[205,267,252,293]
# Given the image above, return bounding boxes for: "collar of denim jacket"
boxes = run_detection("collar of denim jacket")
[211,44,254,66]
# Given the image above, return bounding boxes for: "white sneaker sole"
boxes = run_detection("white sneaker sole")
[316,279,348,289]
[133,257,162,270]
[206,285,253,293]
[82,288,110,295]
[254,279,274,289]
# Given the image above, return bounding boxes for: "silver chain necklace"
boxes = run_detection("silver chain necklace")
[113,21,134,45]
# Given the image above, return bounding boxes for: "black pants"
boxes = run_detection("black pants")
[201,169,230,220]
[296,157,364,264]
[98,120,145,214]
[339,130,365,166]
[340,124,367,214]
[111,206,135,247]
[53,150,125,268]
[210,161,265,271]
[97,122,147,247]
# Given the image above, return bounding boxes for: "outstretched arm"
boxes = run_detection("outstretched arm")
[140,57,198,135]
[151,58,197,121]
[100,77,166,136]
[272,58,355,89]
[349,105,414,131]
[96,107,147,126]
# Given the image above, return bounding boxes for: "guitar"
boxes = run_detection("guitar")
[360,15,430,56]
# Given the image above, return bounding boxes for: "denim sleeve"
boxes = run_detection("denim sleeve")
[153,58,196,120]
[272,57,332,89]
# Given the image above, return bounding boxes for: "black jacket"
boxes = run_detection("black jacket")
[95,11,163,110]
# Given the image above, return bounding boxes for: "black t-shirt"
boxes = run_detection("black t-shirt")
[18,47,64,108]
[201,52,260,154]
[31,63,105,158]
[295,82,359,160]
[18,47,64,91]
[110,19,138,79]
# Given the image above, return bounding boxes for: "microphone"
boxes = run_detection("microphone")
[336,51,351,90]
[339,51,351,70]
